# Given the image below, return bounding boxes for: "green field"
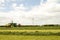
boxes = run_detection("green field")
[0,27,60,30]
[0,30,60,32]
[0,26,60,40]
[0,30,60,36]
[0,35,60,40]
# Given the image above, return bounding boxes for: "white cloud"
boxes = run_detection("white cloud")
[0,0,4,2]
[24,0,60,25]
[0,0,5,6]
[0,0,60,25]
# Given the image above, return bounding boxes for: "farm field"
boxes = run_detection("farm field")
[0,27,60,30]
[0,27,60,40]
[0,35,60,40]
[0,30,60,32]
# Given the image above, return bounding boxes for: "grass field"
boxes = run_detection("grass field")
[0,27,60,40]
[0,30,60,32]
[0,35,60,40]
[0,27,60,30]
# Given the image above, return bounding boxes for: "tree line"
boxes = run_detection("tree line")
[0,22,60,27]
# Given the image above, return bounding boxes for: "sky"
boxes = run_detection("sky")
[0,0,60,25]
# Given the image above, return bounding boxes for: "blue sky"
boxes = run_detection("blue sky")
[0,0,47,12]
[0,0,60,25]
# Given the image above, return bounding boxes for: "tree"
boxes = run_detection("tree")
[17,24,21,27]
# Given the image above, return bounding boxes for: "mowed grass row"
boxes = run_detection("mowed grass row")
[0,30,60,36]
[0,30,60,32]
[0,35,60,40]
